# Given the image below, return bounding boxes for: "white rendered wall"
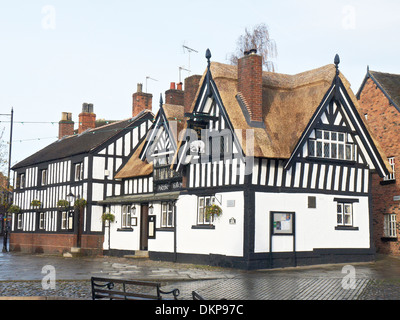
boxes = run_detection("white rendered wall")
[176,191,244,257]
[254,192,371,254]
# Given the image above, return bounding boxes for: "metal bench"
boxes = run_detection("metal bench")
[91,277,180,300]
[192,291,205,300]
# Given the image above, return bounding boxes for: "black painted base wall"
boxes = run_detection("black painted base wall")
[104,248,375,270]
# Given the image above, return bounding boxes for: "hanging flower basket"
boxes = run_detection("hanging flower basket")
[101,212,115,223]
[30,200,42,208]
[57,199,70,209]
[205,204,223,221]
[74,198,87,209]
[8,204,21,214]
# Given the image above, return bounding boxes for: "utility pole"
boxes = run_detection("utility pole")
[2,107,13,252]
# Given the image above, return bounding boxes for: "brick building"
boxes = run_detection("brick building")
[357,68,400,255]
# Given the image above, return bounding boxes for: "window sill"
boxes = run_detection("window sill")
[191,224,215,230]
[335,226,359,231]
[380,179,396,186]
[117,228,133,232]
[381,237,398,242]
[156,227,174,232]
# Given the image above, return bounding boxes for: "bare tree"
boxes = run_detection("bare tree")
[229,23,277,72]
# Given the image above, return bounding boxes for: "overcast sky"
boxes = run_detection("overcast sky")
[1,0,399,174]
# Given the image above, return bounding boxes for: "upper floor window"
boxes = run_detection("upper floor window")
[383,157,395,182]
[16,173,25,189]
[40,169,47,186]
[308,129,355,161]
[153,156,181,181]
[74,163,83,181]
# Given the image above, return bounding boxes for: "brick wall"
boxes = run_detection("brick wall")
[184,75,201,114]
[78,112,96,134]
[358,77,400,255]
[9,233,104,255]
[58,112,74,139]
[132,84,152,117]
[237,51,263,123]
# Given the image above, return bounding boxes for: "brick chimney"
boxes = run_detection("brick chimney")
[78,103,96,134]
[237,49,263,123]
[58,112,74,139]
[165,82,184,106]
[132,83,153,117]
[184,75,201,113]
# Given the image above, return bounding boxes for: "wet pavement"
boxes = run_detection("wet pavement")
[0,246,400,300]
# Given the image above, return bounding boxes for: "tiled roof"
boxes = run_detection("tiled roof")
[12,110,153,169]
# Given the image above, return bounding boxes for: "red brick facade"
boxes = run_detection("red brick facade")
[358,76,400,255]
[9,232,104,255]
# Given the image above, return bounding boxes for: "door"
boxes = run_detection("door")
[140,203,149,250]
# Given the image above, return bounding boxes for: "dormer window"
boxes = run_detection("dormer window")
[308,129,355,161]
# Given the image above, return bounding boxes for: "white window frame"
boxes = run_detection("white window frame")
[20,173,25,189]
[17,213,23,229]
[337,202,353,226]
[197,196,215,225]
[384,214,397,238]
[41,169,47,186]
[383,157,395,181]
[308,129,355,161]
[161,202,174,228]
[121,205,131,229]
[61,211,68,230]
[74,163,84,181]
[39,212,46,229]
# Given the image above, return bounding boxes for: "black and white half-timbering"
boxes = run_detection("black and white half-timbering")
[10,107,153,255]
[101,50,391,269]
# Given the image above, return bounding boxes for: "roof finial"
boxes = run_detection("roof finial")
[334,54,340,75]
[159,93,163,108]
[206,48,211,69]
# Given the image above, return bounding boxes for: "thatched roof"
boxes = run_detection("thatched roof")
[117,60,392,179]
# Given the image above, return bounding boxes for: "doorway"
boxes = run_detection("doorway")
[140,203,149,250]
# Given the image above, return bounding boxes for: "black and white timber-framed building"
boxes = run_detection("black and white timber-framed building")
[100,50,391,269]
[10,103,153,255]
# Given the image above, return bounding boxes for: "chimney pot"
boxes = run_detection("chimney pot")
[177,82,183,91]
[170,82,176,90]
[59,112,74,139]
[78,103,96,134]
[137,83,143,93]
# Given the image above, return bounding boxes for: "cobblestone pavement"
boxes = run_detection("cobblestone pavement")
[0,249,400,300]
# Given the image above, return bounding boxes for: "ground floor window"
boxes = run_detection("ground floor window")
[161,202,174,228]
[17,213,23,230]
[337,202,353,226]
[384,214,397,238]
[61,211,68,230]
[121,205,132,229]
[334,198,359,230]
[197,196,215,225]
[39,212,46,230]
